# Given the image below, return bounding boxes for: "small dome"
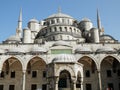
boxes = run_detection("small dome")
[81,18,91,22]
[29,18,39,23]
[52,40,71,47]
[47,12,73,19]
[7,48,25,53]
[100,34,115,40]
[31,47,48,53]
[52,54,76,63]
[75,46,92,53]
[96,47,115,53]
[0,49,5,53]
[23,27,29,30]
[6,35,21,42]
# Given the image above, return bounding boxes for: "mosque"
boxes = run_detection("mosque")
[0,8,120,90]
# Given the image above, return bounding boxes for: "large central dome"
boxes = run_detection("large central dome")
[47,12,73,19]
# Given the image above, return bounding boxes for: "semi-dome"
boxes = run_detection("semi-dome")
[47,12,73,19]
[52,40,71,47]
[52,54,76,63]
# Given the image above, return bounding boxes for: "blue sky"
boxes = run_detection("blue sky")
[0,0,120,42]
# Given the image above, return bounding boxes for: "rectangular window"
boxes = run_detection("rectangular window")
[117,69,120,76]
[32,71,37,78]
[0,85,4,90]
[9,85,15,90]
[31,84,37,90]
[76,84,81,88]
[107,70,112,77]
[108,83,114,90]
[42,84,47,90]
[51,49,72,54]
[85,70,90,77]
[0,71,4,78]
[86,84,92,90]
[43,71,46,78]
[11,71,15,78]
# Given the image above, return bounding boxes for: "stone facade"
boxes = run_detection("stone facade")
[0,9,120,90]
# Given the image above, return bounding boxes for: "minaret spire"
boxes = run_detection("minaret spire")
[58,7,61,13]
[97,9,101,30]
[97,9,104,35]
[16,8,22,38]
[18,8,22,29]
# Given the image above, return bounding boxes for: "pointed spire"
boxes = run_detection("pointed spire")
[18,8,22,22]
[97,9,101,29]
[18,8,22,29]
[16,8,22,38]
[58,7,61,13]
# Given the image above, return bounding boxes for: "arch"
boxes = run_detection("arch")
[26,56,47,90]
[100,55,120,72]
[56,65,75,77]
[100,55,120,64]
[1,56,23,76]
[58,70,72,88]
[0,56,23,71]
[78,55,98,69]
[78,56,98,73]
[100,55,120,90]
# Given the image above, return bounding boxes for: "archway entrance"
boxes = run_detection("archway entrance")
[101,56,120,90]
[1,57,22,90]
[78,56,97,90]
[26,57,47,90]
[58,70,72,90]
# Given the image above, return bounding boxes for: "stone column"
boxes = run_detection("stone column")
[72,77,76,90]
[81,77,84,90]
[54,76,59,90]
[0,70,1,74]
[73,81,76,90]
[97,69,102,90]
[22,70,26,90]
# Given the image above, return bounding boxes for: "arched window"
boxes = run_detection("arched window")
[70,27,72,32]
[54,27,57,32]
[49,28,52,32]
[62,19,65,23]
[57,19,60,23]
[51,20,55,24]
[65,27,67,32]
[74,28,76,33]
[53,36,55,40]
[59,27,62,32]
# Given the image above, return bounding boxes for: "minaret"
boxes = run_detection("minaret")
[16,8,22,38]
[97,9,104,35]
[97,9,101,30]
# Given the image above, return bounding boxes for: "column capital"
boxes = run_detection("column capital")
[22,70,26,74]
[97,69,101,73]
[0,70,2,74]
[54,76,59,84]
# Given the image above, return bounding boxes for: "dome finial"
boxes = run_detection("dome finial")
[58,6,61,13]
